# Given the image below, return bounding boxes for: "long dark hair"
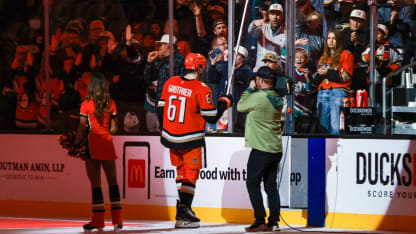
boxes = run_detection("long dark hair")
[86,72,111,119]
[321,28,343,69]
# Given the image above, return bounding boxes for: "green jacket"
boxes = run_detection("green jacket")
[237,88,283,153]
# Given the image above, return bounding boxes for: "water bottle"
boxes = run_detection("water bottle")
[339,111,345,131]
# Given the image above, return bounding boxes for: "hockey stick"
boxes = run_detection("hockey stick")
[225,0,250,95]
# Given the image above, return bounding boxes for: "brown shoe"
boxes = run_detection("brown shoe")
[263,223,279,232]
[245,222,267,232]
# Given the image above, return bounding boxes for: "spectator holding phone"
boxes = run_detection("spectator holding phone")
[207,36,228,102]
[204,36,228,132]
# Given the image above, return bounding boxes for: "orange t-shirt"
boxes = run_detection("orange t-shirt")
[80,99,118,160]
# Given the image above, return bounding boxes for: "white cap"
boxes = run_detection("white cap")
[377,24,389,37]
[268,3,283,13]
[350,9,366,21]
[156,34,177,44]
[235,46,248,58]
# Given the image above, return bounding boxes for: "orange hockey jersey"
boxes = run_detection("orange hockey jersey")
[158,76,217,149]
[317,50,354,91]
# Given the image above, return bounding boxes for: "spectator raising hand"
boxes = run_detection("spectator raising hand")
[189,1,206,38]
[25,52,34,72]
[125,25,133,46]
[11,55,21,70]
[107,34,118,54]
[75,53,83,67]
[295,38,309,46]
[176,0,190,5]
[50,29,63,52]
[189,2,201,16]
[50,34,59,52]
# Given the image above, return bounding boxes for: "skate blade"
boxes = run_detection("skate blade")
[175,220,200,228]
[114,224,123,233]
[83,228,103,233]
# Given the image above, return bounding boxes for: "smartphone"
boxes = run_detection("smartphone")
[210,47,222,59]
[123,141,150,199]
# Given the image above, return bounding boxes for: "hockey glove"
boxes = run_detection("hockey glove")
[218,94,233,109]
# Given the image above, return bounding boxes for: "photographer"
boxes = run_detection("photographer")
[237,66,283,232]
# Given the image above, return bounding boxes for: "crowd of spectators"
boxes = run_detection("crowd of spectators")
[0,0,415,135]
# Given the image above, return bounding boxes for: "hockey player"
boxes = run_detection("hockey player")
[157,53,232,228]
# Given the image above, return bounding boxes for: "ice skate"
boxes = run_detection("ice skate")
[83,223,104,233]
[114,224,123,233]
[175,203,200,228]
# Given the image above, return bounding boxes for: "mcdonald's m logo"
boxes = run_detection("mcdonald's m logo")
[128,159,145,188]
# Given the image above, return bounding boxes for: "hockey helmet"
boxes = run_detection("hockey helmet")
[185,53,207,70]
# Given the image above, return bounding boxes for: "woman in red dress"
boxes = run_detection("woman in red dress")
[74,72,122,233]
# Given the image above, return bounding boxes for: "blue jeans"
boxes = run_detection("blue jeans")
[316,88,347,135]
